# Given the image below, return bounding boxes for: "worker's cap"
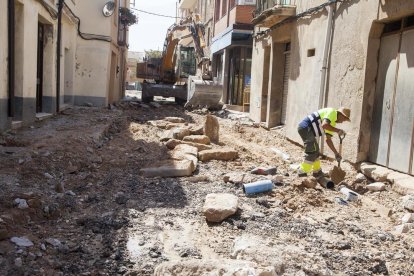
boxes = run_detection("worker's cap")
[338,107,351,122]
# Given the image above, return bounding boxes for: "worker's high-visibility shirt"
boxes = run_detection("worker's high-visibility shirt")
[298,108,337,137]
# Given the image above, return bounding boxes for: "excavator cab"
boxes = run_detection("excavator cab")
[177,46,196,79]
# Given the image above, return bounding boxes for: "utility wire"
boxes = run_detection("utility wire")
[130,7,180,19]
[63,3,112,42]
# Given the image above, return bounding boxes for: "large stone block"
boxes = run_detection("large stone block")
[141,159,194,178]
[204,115,219,143]
[198,148,238,162]
[392,177,414,195]
[367,182,386,192]
[165,139,212,151]
[164,117,186,123]
[171,144,198,170]
[203,193,238,222]
[189,125,204,135]
[160,127,191,142]
[183,135,211,145]
[360,162,392,182]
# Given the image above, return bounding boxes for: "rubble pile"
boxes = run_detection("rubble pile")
[0,102,412,275]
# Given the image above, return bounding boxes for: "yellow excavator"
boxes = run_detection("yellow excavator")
[137,14,222,108]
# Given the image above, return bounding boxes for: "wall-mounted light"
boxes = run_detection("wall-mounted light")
[102,1,115,17]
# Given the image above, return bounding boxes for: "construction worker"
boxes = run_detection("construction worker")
[297,107,351,177]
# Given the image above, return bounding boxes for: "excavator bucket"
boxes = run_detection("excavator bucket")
[185,76,223,109]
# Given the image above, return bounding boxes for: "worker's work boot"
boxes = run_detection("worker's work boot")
[297,168,307,177]
[312,170,324,179]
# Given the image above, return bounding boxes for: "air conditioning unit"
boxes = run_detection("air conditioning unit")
[238,0,256,5]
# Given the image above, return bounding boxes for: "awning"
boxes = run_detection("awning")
[211,25,253,54]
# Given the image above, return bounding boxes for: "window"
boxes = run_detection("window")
[222,0,227,17]
[307,48,315,57]
[230,0,236,9]
[215,0,221,22]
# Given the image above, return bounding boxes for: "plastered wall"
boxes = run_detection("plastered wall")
[250,0,414,163]
[0,1,9,129]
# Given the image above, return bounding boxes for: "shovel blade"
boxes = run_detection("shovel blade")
[330,165,346,184]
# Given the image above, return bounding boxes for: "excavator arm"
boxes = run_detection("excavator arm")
[141,13,223,109]
[160,14,211,83]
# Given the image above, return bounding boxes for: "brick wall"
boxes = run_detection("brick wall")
[214,5,255,35]
[235,6,254,24]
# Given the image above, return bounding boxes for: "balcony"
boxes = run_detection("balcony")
[252,0,296,27]
[179,0,197,9]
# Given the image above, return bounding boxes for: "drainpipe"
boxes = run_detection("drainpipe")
[318,1,336,110]
[318,1,336,153]
[56,0,64,112]
[8,0,15,117]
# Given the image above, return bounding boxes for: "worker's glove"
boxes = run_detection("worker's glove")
[337,129,346,137]
[335,153,342,163]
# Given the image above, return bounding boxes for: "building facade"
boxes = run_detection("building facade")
[179,0,215,57]
[1,0,129,132]
[250,0,414,175]
[211,0,255,111]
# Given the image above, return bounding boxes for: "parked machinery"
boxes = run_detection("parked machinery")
[136,14,222,108]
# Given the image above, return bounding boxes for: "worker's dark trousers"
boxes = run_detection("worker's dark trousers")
[298,127,321,173]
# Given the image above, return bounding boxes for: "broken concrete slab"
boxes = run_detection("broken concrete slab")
[198,148,238,162]
[204,115,219,143]
[401,195,414,212]
[165,139,212,151]
[171,144,198,170]
[141,159,194,178]
[401,213,414,223]
[360,162,391,182]
[395,223,414,234]
[183,135,211,145]
[230,234,331,274]
[367,182,386,192]
[154,259,274,276]
[203,193,238,222]
[223,172,253,184]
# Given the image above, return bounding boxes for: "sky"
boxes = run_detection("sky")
[128,0,178,53]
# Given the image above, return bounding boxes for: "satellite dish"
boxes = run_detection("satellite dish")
[102,1,115,17]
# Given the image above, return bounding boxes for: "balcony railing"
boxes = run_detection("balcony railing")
[252,0,296,27]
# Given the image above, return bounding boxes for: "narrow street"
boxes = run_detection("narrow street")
[0,99,413,275]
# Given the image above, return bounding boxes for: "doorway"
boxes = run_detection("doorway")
[369,17,414,175]
[36,22,44,113]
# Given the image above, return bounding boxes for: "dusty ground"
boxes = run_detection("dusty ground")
[0,99,413,275]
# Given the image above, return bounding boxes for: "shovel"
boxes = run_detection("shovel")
[337,132,346,167]
[330,132,346,185]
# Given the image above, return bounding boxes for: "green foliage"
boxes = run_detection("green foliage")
[145,50,162,59]
[119,7,138,26]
